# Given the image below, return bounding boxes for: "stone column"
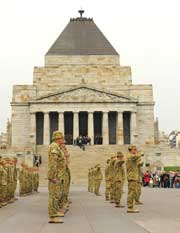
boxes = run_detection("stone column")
[102,112,109,145]
[30,112,36,150]
[88,112,94,145]
[131,112,138,144]
[117,112,124,145]
[44,112,50,145]
[73,112,79,140]
[58,112,64,135]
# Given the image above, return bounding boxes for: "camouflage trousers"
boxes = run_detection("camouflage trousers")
[135,182,142,202]
[89,180,94,193]
[0,186,5,203]
[88,179,91,191]
[94,180,101,195]
[19,183,26,195]
[57,180,65,209]
[110,179,115,201]
[115,181,123,204]
[127,180,138,209]
[105,180,111,199]
[48,182,59,217]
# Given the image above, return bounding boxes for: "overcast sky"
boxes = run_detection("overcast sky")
[0,0,179,133]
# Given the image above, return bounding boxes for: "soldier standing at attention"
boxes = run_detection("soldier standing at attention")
[114,152,125,208]
[48,131,64,224]
[126,145,142,213]
[88,168,91,192]
[135,156,144,205]
[58,133,71,215]
[91,168,95,193]
[105,159,111,201]
[94,164,103,196]
[109,154,116,203]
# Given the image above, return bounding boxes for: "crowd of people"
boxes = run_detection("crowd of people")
[88,145,144,213]
[48,131,71,224]
[74,135,91,150]
[142,170,180,188]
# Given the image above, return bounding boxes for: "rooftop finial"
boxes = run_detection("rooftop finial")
[78,9,84,18]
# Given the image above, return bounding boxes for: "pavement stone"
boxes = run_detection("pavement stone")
[0,186,180,233]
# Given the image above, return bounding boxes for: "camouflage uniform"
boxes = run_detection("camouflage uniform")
[88,169,91,192]
[94,165,103,196]
[48,131,65,223]
[19,164,26,196]
[109,154,116,203]
[0,157,5,207]
[105,159,111,200]
[126,145,142,213]
[114,152,125,207]
[135,159,143,205]
[91,168,95,193]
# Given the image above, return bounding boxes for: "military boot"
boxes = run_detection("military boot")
[135,201,143,205]
[48,217,64,224]
[115,203,125,208]
[127,208,139,213]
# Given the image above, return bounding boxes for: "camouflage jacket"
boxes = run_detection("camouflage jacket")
[126,153,141,181]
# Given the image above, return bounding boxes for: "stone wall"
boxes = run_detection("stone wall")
[11,105,30,149]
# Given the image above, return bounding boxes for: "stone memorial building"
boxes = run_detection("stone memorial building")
[11,12,155,152]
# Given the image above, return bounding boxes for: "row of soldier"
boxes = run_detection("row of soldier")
[19,163,39,196]
[88,145,144,213]
[0,156,18,208]
[48,131,71,224]
[88,164,103,195]
[0,156,40,208]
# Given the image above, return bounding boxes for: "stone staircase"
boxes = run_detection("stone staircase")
[37,144,180,186]
[37,145,129,186]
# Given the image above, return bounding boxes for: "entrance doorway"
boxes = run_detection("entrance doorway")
[79,112,88,136]
[123,112,131,144]
[50,112,58,143]
[64,112,73,145]
[36,112,44,145]
[94,112,103,144]
[109,112,117,144]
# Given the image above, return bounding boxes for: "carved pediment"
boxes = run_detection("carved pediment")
[36,86,137,103]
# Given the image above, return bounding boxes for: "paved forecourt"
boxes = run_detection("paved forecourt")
[0,186,180,233]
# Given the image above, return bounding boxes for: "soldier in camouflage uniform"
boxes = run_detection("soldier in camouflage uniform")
[12,157,18,200]
[114,152,125,208]
[126,145,143,213]
[135,157,144,205]
[33,167,39,193]
[57,133,71,216]
[109,154,116,203]
[105,159,111,201]
[94,164,103,196]
[4,158,11,203]
[48,131,65,223]
[88,168,91,192]
[91,168,95,193]
[19,163,26,196]
[0,157,5,207]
